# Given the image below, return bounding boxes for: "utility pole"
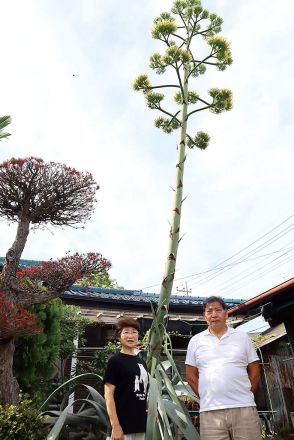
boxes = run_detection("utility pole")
[176,281,192,296]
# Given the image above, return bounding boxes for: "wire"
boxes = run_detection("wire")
[189,223,294,289]
[140,211,294,291]
[212,244,294,295]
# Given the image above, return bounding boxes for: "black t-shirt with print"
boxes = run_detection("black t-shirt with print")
[104,352,148,434]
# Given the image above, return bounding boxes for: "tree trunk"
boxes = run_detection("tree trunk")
[149,65,189,365]
[2,218,30,291]
[0,338,19,404]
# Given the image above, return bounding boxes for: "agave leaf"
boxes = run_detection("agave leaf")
[77,383,106,415]
[80,388,109,428]
[46,398,108,440]
[80,384,106,409]
[46,402,74,440]
[163,345,199,401]
[163,399,200,440]
[146,375,160,439]
[39,373,103,411]
[154,369,173,439]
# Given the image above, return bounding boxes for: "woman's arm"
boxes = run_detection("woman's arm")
[104,383,124,440]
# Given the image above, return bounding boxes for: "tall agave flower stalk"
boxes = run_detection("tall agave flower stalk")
[133,0,233,366]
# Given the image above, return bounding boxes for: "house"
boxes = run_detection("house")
[229,278,294,432]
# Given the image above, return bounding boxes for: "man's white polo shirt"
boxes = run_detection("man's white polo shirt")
[185,326,259,412]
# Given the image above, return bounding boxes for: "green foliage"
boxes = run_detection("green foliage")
[76,342,118,377]
[0,398,46,440]
[78,271,123,289]
[14,301,91,405]
[14,299,63,403]
[59,305,91,362]
[0,115,11,140]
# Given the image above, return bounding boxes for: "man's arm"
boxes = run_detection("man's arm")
[247,361,260,394]
[185,365,199,396]
[104,383,124,440]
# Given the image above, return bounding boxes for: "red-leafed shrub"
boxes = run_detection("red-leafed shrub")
[0,293,39,339]
[17,252,111,291]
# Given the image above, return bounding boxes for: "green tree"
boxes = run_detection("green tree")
[78,272,123,289]
[58,304,91,381]
[133,0,233,363]
[14,301,92,404]
[0,116,11,140]
[14,299,64,404]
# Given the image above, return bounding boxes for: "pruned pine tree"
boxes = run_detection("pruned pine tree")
[0,116,11,140]
[133,0,233,364]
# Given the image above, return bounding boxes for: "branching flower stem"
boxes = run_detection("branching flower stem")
[149,63,189,363]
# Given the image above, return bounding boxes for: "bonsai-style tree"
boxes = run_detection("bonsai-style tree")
[0,157,111,404]
[0,116,11,140]
[133,0,233,364]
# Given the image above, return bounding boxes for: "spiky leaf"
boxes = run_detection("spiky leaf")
[0,115,11,140]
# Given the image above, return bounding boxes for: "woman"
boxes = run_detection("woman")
[104,317,148,440]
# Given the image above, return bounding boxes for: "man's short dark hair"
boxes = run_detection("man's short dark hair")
[116,317,140,336]
[203,296,226,312]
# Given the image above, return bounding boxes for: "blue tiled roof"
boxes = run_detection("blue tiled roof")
[0,257,42,267]
[63,285,244,307]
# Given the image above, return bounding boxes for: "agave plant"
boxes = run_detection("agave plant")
[145,313,200,440]
[0,116,11,140]
[39,373,109,440]
[39,325,199,440]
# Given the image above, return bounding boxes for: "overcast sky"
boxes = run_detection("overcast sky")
[1,0,294,301]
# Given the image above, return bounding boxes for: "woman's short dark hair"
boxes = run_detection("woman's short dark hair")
[116,317,140,336]
[203,296,226,312]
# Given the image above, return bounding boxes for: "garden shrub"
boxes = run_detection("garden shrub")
[0,399,46,440]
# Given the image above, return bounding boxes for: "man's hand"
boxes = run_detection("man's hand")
[111,423,124,440]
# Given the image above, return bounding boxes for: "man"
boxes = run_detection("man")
[185,296,262,440]
[104,317,148,440]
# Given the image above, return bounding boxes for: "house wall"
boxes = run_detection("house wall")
[260,337,294,430]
